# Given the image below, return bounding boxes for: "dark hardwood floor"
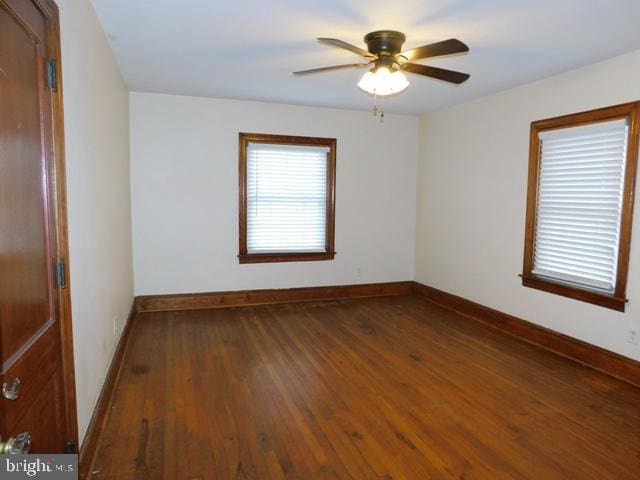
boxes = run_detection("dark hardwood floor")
[88,296,640,479]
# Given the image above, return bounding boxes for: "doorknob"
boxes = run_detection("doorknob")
[0,432,31,454]
[2,378,20,400]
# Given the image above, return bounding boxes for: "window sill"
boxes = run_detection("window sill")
[521,274,626,312]
[239,252,335,264]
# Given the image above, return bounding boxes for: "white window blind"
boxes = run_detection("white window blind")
[533,119,629,293]
[247,142,329,254]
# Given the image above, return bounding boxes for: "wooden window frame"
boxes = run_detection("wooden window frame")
[238,132,336,264]
[522,101,640,311]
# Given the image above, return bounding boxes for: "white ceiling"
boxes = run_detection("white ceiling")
[90,0,640,115]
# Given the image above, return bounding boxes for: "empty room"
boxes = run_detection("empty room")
[1,0,640,478]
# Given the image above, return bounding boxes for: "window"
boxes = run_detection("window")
[522,102,640,311]
[238,133,336,263]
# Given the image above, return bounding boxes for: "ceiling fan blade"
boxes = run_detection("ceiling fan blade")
[293,63,369,75]
[401,63,470,84]
[401,38,469,62]
[317,38,376,59]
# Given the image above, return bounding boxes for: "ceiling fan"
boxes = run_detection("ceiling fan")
[294,30,470,98]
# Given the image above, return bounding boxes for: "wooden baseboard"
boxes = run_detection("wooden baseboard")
[412,282,640,387]
[79,300,137,479]
[135,281,414,313]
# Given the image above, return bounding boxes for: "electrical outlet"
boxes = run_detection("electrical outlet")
[356,267,363,278]
[628,327,640,346]
[113,316,118,336]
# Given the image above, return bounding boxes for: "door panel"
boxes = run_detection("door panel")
[0,4,53,363]
[0,0,73,454]
[10,378,64,454]
[1,326,59,433]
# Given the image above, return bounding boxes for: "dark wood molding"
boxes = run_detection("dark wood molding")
[412,282,640,387]
[79,301,137,479]
[136,281,414,313]
[522,101,640,311]
[29,0,80,448]
[520,274,626,312]
[238,251,336,264]
[238,132,337,264]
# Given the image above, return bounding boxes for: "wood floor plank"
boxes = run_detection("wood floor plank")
[88,296,640,479]
[252,311,385,479]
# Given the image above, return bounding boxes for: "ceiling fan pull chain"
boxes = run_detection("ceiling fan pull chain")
[371,92,384,122]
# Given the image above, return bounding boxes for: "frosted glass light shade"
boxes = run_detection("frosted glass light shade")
[357,67,409,96]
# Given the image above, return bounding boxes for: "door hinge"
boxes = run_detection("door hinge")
[55,258,66,288]
[64,440,77,454]
[46,58,57,91]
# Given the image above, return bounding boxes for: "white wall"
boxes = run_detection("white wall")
[58,0,134,441]
[416,49,640,361]
[130,93,417,295]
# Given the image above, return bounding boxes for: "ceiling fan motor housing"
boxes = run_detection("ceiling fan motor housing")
[364,30,406,71]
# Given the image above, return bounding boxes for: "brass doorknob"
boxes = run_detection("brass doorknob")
[0,432,31,454]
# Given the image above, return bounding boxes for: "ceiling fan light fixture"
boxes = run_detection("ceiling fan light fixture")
[357,67,409,96]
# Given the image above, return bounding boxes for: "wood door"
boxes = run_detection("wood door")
[0,0,77,453]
